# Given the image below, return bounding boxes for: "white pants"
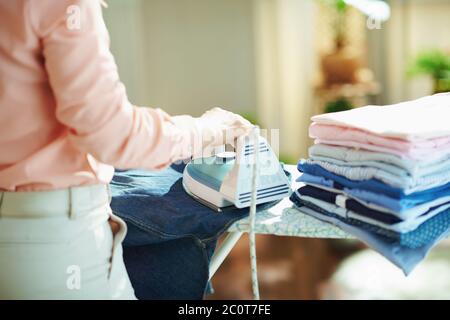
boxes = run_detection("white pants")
[0,185,136,300]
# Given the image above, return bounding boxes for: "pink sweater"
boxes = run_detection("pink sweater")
[0,0,196,191]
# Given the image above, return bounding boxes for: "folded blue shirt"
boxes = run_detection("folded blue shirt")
[298,161,450,200]
[297,185,403,224]
[299,172,427,212]
[297,185,450,229]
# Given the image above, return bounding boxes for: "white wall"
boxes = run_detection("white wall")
[253,0,316,160]
[103,0,317,161]
[103,0,256,117]
[102,0,147,104]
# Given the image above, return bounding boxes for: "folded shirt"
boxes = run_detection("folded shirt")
[290,191,450,275]
[299,172,450,214]
[304,159,450,193]
[293,192,450,244]
[296,193,450,233]
[309,144,450,178]
[311,93,450,140]
[298,160,450,198]
[297,185,414,223]
[310,123,450,160]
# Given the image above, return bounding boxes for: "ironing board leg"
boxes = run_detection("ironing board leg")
[209,232,243,280]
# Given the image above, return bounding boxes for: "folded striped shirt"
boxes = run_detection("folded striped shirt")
[299,172,450,214]
[304,158,450,192]
[309,144,450,177]
[298,160,450,198]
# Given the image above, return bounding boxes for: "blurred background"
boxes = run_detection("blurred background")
[103,0,450,299]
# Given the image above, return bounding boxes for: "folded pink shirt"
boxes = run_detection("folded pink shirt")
[309,123,450,160]
[0,0,196,191]
[309,93,450,160]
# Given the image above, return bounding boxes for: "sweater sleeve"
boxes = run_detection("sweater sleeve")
[31,0,196,170]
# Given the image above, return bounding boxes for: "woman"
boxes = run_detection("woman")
[0,0,251,299]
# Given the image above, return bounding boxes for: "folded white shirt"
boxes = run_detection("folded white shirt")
[306,159,450,193]
[311,93,450,140]
[309,144,450,177]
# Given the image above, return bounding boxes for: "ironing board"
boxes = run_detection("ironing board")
[208,164,354,279]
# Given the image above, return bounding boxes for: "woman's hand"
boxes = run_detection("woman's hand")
[197,107,253,145]
[172,107,254,159]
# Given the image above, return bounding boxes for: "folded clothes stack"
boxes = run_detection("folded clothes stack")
[290,93,450,274]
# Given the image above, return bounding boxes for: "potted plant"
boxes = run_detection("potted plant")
[320,0,391,86]
[407,49,450,94]
[324,97,354,113]
[321,0,361,85]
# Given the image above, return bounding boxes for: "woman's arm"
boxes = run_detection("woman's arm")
[30,0,248,170]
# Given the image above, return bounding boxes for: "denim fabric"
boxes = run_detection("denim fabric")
[298,161,450,198]
[290,192,450,275]
[122,239,215,300]
[110,163,283,300]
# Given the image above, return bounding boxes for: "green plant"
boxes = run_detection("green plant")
[324,97,354,113]
[240,112,259,127]
[407,49,450,93]
[321,0,349,48]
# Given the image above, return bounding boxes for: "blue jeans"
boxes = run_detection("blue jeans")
[122,238,215,300]
[110,163,282,299]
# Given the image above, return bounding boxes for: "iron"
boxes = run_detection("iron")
[182,134,291,212]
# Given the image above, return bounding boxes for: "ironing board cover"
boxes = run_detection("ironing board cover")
[229,165,351,238]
